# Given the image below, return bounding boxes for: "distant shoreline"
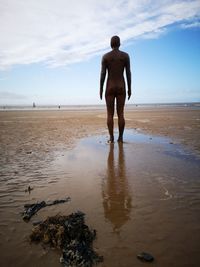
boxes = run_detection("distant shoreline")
[0,102,200,111]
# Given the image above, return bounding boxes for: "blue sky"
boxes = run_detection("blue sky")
[0,0,200,105]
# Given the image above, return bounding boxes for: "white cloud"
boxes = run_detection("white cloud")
[181,20,200,28]
[0,0,200,70]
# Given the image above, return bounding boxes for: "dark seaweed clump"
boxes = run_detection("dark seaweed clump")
[30,211,103,267]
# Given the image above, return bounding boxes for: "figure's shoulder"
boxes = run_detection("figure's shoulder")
[119,50,130,59]
[102,51,113,59]
[101,51,113,65]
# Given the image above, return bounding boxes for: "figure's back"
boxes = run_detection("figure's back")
[103,49,129,90]
[104,50,129,81]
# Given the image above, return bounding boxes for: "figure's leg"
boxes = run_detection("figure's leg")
[116,93,126,142]
[105,94,115,142]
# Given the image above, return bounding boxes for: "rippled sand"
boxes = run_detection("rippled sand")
[0,107,200,267]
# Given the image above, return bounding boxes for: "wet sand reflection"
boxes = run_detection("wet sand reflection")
[102,142,132,232]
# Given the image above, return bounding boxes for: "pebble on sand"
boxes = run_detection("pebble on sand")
[137,252,154,262]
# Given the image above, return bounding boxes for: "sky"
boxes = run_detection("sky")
[0,0,200,105]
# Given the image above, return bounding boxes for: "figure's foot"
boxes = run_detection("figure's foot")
[107,135,114,144]
[107,140,114,144]
[117,136,123,143]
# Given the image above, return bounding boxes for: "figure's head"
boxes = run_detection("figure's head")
[110,35,120,49]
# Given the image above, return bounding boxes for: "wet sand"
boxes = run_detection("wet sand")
[0,106,200,267]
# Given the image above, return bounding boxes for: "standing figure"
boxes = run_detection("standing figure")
[100,36,132,143]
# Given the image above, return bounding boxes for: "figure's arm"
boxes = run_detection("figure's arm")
[125,55,131,100]
[100,56,107,100]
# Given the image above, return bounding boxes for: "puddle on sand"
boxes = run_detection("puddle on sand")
[0,129,200,267]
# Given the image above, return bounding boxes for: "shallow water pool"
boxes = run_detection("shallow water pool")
[0,129,200,267]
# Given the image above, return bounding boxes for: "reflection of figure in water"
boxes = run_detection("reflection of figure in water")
[100,36,132,143]
[102,143,132,232]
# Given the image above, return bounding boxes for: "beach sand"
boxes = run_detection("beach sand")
[0,106,200,267]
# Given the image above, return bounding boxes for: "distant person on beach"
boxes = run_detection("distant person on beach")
[100,35,131,143]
